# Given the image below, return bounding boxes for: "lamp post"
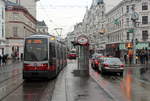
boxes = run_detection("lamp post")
[131,10,139,64]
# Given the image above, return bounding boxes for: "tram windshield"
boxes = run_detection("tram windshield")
[24,38,48,61]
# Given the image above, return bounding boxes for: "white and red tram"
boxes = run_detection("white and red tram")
[23,35,67,79]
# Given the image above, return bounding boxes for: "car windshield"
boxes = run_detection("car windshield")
[104,58,123,65]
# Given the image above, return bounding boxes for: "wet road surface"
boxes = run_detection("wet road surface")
[90,63,150,101]
[0,61,56,101]
[0,60,150,101]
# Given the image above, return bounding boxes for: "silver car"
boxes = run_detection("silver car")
[98,57,124,75]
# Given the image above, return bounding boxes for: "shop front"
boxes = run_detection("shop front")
[5,39,24,58]
[119,42,150,58]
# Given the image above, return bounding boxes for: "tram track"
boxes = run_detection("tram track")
[0,73,23,101]
[0,75,57,101]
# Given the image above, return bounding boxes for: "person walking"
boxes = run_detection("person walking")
[124,53,127,64]
[140,50,145,64]
[0,54,2,66]
[145,49,149,64]
[128,50,133,64]
[21,53,23,61]
[2,54,6,65]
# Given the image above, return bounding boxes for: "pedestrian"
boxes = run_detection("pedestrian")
[145,50,149,64]
[0,54,2,66]
[124,53,127,64]
[128,50,133,64]
[21,53,23,61]
[136,55,138,64]
[129,55,133,64]
[2,54,6,65]
[140,50,145,64]
[16,52,19,60]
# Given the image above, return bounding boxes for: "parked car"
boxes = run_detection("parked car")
[91,53,104,70]
[98,57,124,75]
[67,52,77,59]
[67,49,77,59]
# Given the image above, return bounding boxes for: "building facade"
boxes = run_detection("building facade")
[104,0,150,57]
[66,32,76,50]
[37,20,48,35]
[73,0,106,53]
[5,0,39,18]
[5,1,37,57]
[0,0,5,55]
[71,0,150,57]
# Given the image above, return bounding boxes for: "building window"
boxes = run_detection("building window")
[13,12,19,20]
[142,2,148,10]
[131,4,135,11]
[2,23,4,37]
[142,30,148,41]
[126,18,129,26]
[126,5,129,13]
[127,32,129,40]
[2,7,4,19]
[13,27,18,37]
[142,16,148,24]
[16,0,20,4]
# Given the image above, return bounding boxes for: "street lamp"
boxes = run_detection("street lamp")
[131,10,139,64]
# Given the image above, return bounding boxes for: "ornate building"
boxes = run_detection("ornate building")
[5,1,37,57]
[71,0,150,57]
[36,20,48,35]
[0,0,5,55]
[5,0,40,17]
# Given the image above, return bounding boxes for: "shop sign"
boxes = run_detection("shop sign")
[128,28,134,33]
[136,43,149,49]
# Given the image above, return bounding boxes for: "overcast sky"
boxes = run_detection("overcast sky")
[37,0,122,38]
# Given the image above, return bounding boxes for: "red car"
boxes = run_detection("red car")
[91,53,104,70]
[67,53,77,59]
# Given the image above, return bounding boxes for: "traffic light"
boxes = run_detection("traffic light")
[127,43,132,49]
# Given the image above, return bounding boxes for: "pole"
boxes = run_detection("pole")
[131,10,139,64]
[132,20,136,64]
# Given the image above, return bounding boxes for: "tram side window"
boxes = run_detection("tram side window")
[49,43,56,65]
[52,43,56,57]
[49,43,53,65]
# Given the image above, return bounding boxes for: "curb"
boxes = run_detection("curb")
[90,73,119,101]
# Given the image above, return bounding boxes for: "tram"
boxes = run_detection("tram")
[23,34,67,79]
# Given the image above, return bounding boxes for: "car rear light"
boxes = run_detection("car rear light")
[103,64,109,67]
[95,60,99,65]
[120,64,125,68]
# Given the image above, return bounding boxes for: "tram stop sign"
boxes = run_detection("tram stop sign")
[77,35,89,46]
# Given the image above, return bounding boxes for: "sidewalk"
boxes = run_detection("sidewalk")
[51,60,113,101]
[1,59,21,65]
[0,59,21,74]
[125,63,149,68]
